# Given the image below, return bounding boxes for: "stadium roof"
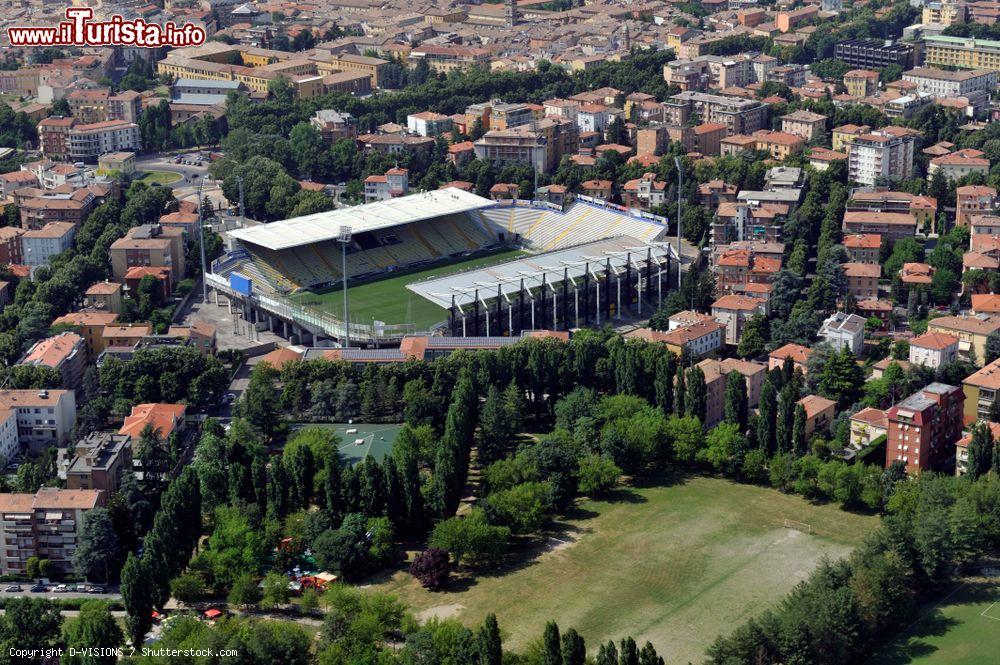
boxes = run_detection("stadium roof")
[407,236,676,309]
[228,188,495,251]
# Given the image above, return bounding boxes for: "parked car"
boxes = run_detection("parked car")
[4,584,21,592]
[53,584,68,593]
[29,584,46,593]
[88,586,105,594]
[221,392,236,405]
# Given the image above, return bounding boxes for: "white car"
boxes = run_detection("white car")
[53,584,68,593]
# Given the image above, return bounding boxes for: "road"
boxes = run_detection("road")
[134,154,229,210]
[0,589,120,600]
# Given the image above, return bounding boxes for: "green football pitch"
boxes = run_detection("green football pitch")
[868,569,1000,664]
[291,422,403,467]
[287,249,527,330]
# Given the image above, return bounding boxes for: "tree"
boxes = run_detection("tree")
[313,513,371,581]
[577,454,621,496]
[685,366,707,423]
[169,571,206,603]
[543,621,562,665]
[0,598,63,660]
[228,572,262,609]
[72,508,119,583]
[63,601,124,665]
[966,421,994,481]
[478,614,502,665]
[260,571,291,609]
[736,314,767,359]
[674,361,686,417]
[410,548,452,590]
[121,554,153,647]
[428,508,509,567]
[562,628,587,665]
[986,330,1000,364]
[479,384,514,467]
[724,372,748,431]
[792,403,808,456]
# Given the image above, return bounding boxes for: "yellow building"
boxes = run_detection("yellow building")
[927,314,1000,367]
[843,70,879,97]
[924,35,1000,71]
[922,1,967,26]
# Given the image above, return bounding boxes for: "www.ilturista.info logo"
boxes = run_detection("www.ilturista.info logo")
[7,7,206,48]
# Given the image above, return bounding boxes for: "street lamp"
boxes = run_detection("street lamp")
[673,156,683,288]
[338,224,352,348]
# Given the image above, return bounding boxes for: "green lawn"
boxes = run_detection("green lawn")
[289,248,527,329]
[139,170,183,185]
[365,475,878,662]
[868,571,1000,665]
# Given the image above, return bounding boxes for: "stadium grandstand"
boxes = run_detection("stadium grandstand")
[208,187,678,345]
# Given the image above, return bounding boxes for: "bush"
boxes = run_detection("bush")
[169,572,206,603]
[483,481,551,534]
[428,508,510,567]
[577,454,621,496]
[409,548,452,590]
[227,572,261,609]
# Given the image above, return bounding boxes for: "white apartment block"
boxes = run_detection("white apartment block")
[406,112,453,137]
[0,389,77,455]
[909,332,960,368]
[847,130,915,186]
[66,121,141,162]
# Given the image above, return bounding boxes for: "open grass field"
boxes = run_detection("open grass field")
[868,567,1000,665]
[290,422,402,466]
[289,248,527,329]
[139,170,183,185]
[365,475,878,662]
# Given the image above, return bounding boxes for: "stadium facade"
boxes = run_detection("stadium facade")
[208,188,680,346]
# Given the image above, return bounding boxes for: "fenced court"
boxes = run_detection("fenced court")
[291,423,403,466]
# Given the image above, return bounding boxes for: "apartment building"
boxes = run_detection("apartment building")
[832,124,871,151]
[886,383,965,474]
[65,432,132,493]
[928,148,991,181]
[834,39,915,70]
[38,118,141,163]
[16,333,86,392]
[109,224,185,284]
[923,0,968,25]
[625,321,726,358]
[406,112,453,137]
[0,488,105,576]
[842,262,881,298]
[119,403,187,441]
[663,91,769,136]
[489,102,536,131]
[909,332,960,368]
[711,294,769,345]
[818,312,866,355]
[662,54,753,91]
[473,118,578,173]
[850,407,889,450]
[0,228,24,265]
[22,222,77,266]
[846,130,915,186]
[846,190,938,230]
[696,358,766,428]
[83,282,123,314]
[903,67,997,107]
[843,70,880,97]
[310,110,356,143]
[780,110,827,141]
[750,130,805,160]
[797,395,837,438]
[924,34,1000,71]
[0,389,77,454]
[66,88,142,124]
[769,343,812,375]
[928,313,1000,366]
[50,311,118,360]
[17,187,99,230]
[408,45,491,73]
[622,173,667,209]
[364,168,409,202]
[843,233,882,263]
[956,185,997,226]
[714,247,782,293]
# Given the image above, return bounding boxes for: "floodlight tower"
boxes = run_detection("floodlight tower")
[338,224,352,348]
[673,156,683,289]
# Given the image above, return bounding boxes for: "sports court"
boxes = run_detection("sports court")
[292,422,403,466]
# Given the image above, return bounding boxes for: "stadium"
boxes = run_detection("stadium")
[207,187,679,346]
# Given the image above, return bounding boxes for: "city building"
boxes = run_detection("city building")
[956,421,1000,476]
[818,312,866,355]
[83,282,123,314]
[109,224,185,284]
[956,185,997,226]
[118,403,187,440]
[0,389,76,454]
[797,395,837,438]
[843,70,880,97]
[310,110,356,143]
[622,173,667,209]
[928,148,991,181]
[38,118,141,162]
[850,407,889,450]
[22,222,76,266]
[843,233,882,263]
[364,167,409,202]
[16,332,86,391]
[846,130,916,186]
[49,311,118,360]
[834,39,915,70]
[909,332,960,368]
[473,118,578,173]
[662,91,769,136]
[842,211,917,242]
[66,88,142,124]
[625,321,726,358]
[886,383,965,474]
[902,67,997,108]
[769,343,812,374]
[842,262,881,298]
[65,431,132,493]
[406,112,453,137]
[780,110,827,141]
[711,294,769,345]
[846,191,938,230]
[961,356,1000,422]
[696,358,767,428]
[929,314,1000,366]
[832,124,872,152]
[923,0,969,26]
[166,321,217,356]
[924,34,1000,72]
[0,227,24,265]
[96,152,136,178]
